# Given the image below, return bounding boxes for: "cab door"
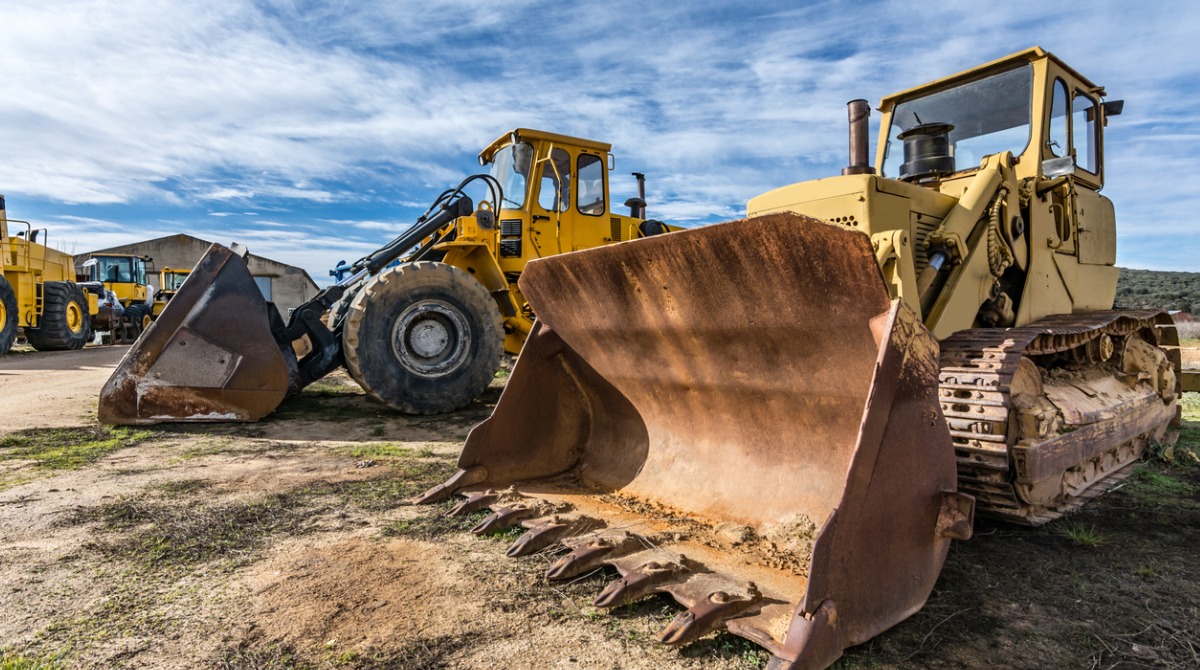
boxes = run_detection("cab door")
[572,151,611,250]
[531,146,572,256]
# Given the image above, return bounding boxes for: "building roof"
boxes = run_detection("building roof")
[84,233,318,288]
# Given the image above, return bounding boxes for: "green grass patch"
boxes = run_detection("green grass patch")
[0,426,158,491]
[336,443,438,460]
[0,651,66,670]
[178,441,232,460]
[684,634,770,668]
[147,478,211,496]
[318,470,452,512]
[0,426,156,471]
[382,505,489,541]
[213,643,309,670]
[64,455,456,569]
[64,490,321,570]
[1134,564,1159,579]
[36,576,175,651]
[214,635,472,670]
[1058,522,1107,547]
[1132,467,1196,496]
[1118,464,1199,510]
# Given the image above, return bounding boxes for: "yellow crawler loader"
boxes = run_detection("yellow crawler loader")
[0,195,97,355]
[98,130,670,423]
[418,48,1184,669]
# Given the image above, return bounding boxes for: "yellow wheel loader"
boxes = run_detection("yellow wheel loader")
[418,48,1183,669]
[0,195,97,355]
[151,267,190,319]
[78,252,155,342]
[98,129,670,423]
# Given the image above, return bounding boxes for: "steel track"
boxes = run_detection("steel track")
[937,310,1177,524]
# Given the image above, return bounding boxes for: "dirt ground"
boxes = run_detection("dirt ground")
[1,345,1198,669]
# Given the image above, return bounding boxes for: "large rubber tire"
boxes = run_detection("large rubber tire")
[343,262,503,414]
[124,303,152,336]
[324,279,366,332]
[25,282,90,351]
[0,275,17,355]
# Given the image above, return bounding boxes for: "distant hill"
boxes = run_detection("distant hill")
[1115,268,1200,313]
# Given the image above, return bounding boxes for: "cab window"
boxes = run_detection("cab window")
[1047,79,1069,158]
[1073,89,1099,174]
[576,154,605,216]
[487,142,532,209]
[98,257,132,283]
[537,148,571,212]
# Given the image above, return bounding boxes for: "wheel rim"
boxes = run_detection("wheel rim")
[391,299,471,377]
[143,314,153,330]
[66,301,84,333]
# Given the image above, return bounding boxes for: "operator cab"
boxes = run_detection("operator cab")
[877,47,1122,188]
[478,128,650,260]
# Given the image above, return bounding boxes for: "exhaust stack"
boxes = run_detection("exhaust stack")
[625,172,647,219]
[841,99,875,176]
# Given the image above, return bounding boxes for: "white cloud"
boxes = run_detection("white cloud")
[2,0,1198,278]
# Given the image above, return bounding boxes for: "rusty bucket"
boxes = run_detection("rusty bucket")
[99,244,294,424]
[420,213,973,669]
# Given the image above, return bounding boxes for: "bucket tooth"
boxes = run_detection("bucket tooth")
[657,583,763,646]
[472,506,537,535]
[545,533,642,581]
[506,517,602,558]
[447,490,502,517]
[594,558,688,608]
[506,519,570,558]
[412,466,488,505]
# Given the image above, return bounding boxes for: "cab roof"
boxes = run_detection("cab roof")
[479,128,613,163]
[879,47,1102,110]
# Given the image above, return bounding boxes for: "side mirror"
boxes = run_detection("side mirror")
[1103,100,1124,117]
[1042,156,1075,179]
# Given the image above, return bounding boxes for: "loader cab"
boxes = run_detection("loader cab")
[81,254,152,305]
[468,129,651,353]
[480,129,645,267]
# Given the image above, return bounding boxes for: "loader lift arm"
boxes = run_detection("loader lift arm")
[280,191,481,388]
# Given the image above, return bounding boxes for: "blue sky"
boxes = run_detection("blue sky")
[3,0,1199,284]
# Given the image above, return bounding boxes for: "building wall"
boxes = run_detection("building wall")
[82,234,319,315]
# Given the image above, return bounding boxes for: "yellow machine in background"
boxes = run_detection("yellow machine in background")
[100,129,671,423]
[78,252,154,336]
[418,48,1183,669]
[0,195,96,355]
[151,267,190,319]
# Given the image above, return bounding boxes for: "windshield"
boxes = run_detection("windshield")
[882,64,1033,178]
[487,142,533,209]
[94,257,133,284]
[163,272,188,290]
